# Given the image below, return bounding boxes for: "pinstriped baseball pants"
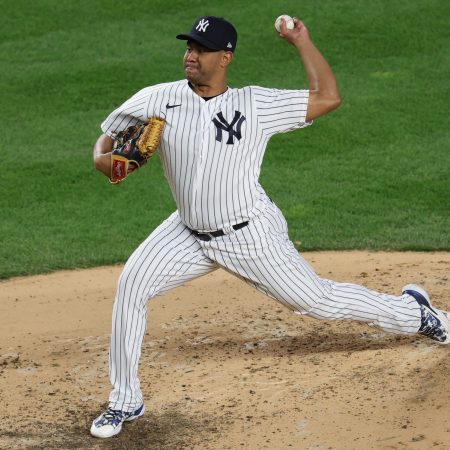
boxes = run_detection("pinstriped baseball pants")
[108,197,422,411]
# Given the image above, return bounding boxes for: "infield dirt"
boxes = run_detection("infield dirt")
[1,251,449,450]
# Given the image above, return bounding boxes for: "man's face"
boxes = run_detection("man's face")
[183,41,226,84]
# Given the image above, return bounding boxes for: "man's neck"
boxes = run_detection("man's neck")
[188,81,228,98]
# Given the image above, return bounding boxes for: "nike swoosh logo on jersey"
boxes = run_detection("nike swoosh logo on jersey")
[166,103,181,109]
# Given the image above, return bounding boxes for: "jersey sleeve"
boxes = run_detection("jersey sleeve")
[101,87,152,139]
[252,86,312,136]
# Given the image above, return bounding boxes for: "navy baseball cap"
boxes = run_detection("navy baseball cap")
[176,16,237,52]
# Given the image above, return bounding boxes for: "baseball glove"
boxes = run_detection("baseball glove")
[110,116,166,184]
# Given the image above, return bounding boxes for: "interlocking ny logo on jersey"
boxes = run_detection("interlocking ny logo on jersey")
[196,19,210,32]
[212,111,246,145]
[213,111,245,145]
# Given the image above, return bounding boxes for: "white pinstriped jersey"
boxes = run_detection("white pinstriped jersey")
[102,81,425,415]
[101,79,311,231]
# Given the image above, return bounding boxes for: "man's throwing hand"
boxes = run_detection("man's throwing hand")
[275,16,310,46]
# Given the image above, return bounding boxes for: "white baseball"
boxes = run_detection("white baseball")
[275,15,294,33]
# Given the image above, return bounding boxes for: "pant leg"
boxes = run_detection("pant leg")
[109,211,216,411]
[202,199,421,335]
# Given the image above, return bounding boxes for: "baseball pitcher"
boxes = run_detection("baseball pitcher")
[90,15,450,438]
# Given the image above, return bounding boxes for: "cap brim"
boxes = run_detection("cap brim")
[176,33,222,51]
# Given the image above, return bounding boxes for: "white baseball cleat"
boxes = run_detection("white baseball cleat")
[90,403,145,438]
[403,284,450,345]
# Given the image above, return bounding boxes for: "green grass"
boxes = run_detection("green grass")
[1,0,449,278]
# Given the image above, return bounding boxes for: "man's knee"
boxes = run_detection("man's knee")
[115,266,153,308]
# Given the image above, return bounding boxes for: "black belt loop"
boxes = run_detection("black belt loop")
[190,221,249,241]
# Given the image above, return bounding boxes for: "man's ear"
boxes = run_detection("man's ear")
[221,51,233,68]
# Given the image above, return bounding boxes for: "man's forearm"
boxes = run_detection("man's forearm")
[93,134,114,177]
[295,39,341,121]
[295,39,338,96]
[277,18,341,121]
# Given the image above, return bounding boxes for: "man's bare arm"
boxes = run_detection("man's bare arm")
[278,18,341,121]
[93,134,114,178]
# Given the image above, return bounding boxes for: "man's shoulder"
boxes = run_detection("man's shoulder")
[229,85,256,94]
[139,79,186,95]
[230,85,280,97]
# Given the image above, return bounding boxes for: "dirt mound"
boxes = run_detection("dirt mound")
[1,251,449,450]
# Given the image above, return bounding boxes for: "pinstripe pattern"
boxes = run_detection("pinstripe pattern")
[101,80,310,231]
[109,212,216,410]
[103,81,422,413]
[108,199,421,412]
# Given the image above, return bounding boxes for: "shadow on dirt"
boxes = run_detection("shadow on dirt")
[0,406,219,450]
[168,327,414,359]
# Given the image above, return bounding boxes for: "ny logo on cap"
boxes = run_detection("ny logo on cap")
[196,19,210,33]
